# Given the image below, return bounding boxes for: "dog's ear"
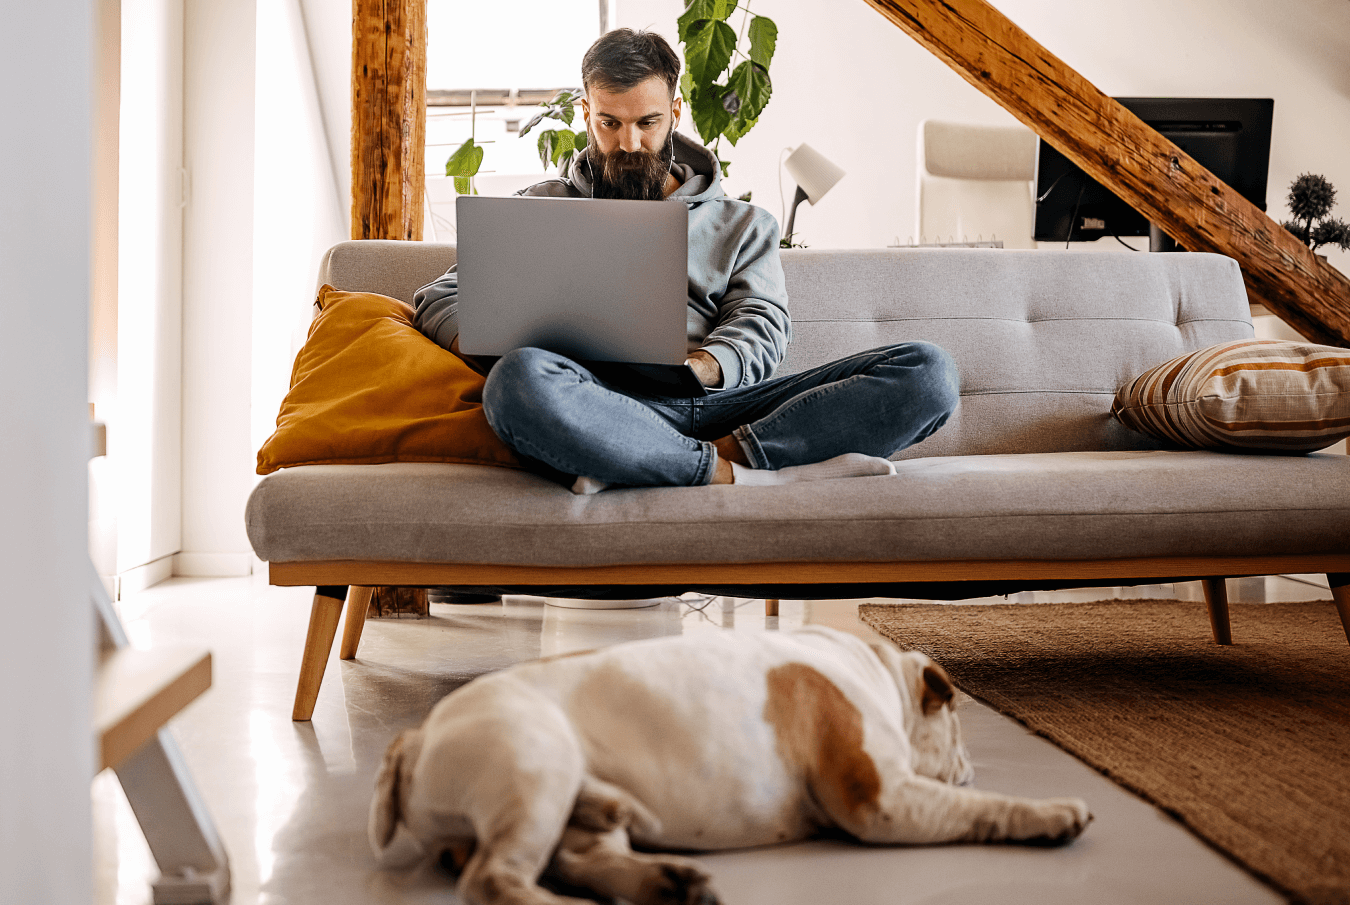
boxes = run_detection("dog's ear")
[369,729,418,852]
[920,663,955,716]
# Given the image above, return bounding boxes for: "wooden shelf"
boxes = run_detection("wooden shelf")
[95,646,212,772]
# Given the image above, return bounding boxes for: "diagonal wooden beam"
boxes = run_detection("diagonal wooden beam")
[351,0,427,241]
[863,0,1350,347]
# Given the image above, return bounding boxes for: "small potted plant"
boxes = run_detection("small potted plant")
[1282,173,1350,255]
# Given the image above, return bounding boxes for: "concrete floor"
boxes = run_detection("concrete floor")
[94,573,1332,904]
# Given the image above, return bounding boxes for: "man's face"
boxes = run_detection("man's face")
[581,76,682,200]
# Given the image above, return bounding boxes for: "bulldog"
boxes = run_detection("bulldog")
[370,626,1090,905]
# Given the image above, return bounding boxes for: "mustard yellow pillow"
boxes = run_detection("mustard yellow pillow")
[256,286,519,475]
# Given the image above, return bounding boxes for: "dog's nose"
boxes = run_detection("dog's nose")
[957,765,976,787]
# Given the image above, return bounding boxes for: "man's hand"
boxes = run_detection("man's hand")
[685,350,723,388]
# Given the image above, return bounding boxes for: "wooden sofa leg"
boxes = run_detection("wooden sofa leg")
[1329,573,1350,646]
[765,598,779,617]
[292,587,346,721]
[339,586,376,660]
[1201,578,1233,645]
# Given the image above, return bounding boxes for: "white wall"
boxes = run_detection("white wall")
[180,0,257,575]
[117,0,185,582]
[0,0,95,900]
[615,0,1350,278]
[297,0,353,232]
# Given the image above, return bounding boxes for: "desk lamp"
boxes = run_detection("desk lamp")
[784,143,846,243]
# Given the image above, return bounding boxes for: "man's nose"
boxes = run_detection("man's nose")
[618,125,642,153]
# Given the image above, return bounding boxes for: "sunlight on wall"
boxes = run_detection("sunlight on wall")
[116,0,184,575]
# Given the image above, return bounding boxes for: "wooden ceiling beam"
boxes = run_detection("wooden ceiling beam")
[351,0,426,241]
[862,0,1350,347]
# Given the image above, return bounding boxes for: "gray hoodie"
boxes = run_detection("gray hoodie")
[412,132,791,389]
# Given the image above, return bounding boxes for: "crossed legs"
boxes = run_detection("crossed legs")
[482,342,960,488]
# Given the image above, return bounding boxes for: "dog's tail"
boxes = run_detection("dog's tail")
[369,728,430,868]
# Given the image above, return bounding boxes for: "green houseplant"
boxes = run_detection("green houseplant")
[446,2,779,192]
[677,0,777,178]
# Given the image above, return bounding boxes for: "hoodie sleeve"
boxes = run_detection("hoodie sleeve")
[411,265,459,352]
[697,207,792,389]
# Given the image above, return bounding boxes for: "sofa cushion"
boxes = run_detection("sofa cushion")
[246,451,1350,567]
[255,286,519,475]
[1111,339,1350,452]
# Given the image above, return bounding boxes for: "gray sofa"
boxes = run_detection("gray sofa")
[246,241,1350,720]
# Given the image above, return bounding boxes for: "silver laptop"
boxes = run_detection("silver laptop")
[456,195,705,397]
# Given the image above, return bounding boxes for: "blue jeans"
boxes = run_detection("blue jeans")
[481,342,960,487]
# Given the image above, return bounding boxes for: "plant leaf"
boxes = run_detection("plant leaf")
[550,129,576,166]
[453,175,473,195]
[677,0,715,43]
[537,130,556,170]
[679,71,695,109]
[713,0,738,19]
[689,83,732,146]
[445,138,484,178]
[719,158,731,178]
[723,114,757,147]
[747,15,777,69]
[727,60,771,123]
[519,111,545,136]
[685,18,736,87]
[559,102,575,126]
[574,130,587,152]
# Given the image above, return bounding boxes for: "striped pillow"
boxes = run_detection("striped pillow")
[1112,339,1350,452]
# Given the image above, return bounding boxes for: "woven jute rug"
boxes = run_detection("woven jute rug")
[859,599,1350,905]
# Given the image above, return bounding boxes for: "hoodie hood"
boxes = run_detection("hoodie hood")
[553,131,726,207]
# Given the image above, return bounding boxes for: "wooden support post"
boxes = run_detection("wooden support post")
[861,0,1350,347]
[1200,578,1233,646]
[351,0,427,241]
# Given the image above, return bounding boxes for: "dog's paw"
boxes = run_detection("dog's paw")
[641,861,720,905]
[1014,797,1092,845]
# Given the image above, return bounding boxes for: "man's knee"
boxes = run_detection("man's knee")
[482,346,566,433]
[892,341,960,419]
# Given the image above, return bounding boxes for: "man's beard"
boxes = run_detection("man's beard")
[586,125,675,200]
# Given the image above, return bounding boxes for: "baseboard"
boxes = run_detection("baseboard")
[118,555,176,597]
[173,552,255,577]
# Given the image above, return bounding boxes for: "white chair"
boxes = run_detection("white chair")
[916,119,1038,249]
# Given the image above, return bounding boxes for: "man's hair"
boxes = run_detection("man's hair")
[581,28,681,99]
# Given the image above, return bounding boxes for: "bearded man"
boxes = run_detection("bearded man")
[414,29,959,492]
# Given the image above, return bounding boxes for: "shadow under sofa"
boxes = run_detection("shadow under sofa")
[245,241,1350,720]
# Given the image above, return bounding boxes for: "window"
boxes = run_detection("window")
[424,0,611,239]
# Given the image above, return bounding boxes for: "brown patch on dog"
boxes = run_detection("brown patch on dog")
[763,663,882,823]
[920,663,955,716]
